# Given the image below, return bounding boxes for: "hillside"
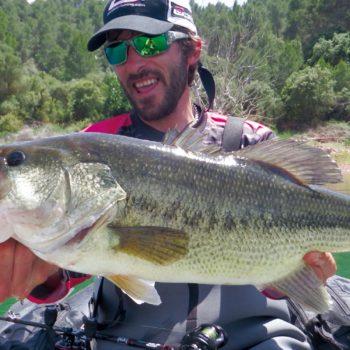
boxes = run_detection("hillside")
[1,0,350,133]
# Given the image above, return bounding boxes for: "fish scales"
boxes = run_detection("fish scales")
[0,130,347,312]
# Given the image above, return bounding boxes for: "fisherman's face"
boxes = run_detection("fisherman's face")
[108,30,189,122]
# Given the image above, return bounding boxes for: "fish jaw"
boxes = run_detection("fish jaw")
[10,200,120,254]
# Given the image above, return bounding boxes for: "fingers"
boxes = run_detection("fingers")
[303,251,337,285]
[0,238,17,302]
[0,238,58,302]
[31,255,60,288]
[12,242,56,299]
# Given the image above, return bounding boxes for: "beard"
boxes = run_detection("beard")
[118,56,188,122]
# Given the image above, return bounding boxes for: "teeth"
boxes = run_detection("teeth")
[135,79,157,88]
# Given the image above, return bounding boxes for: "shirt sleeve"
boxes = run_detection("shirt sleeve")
[242,120,276,148]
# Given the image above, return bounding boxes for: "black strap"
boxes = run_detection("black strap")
[222,116,246,152]
[197,60,215,111]
[88,277,125,330]
[186,283,199,331]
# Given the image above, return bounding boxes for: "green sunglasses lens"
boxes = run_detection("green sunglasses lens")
[134,34,168,57]
[105,41,127,65]
[105,33,176,65]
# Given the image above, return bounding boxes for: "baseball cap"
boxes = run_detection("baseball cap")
[87,0,197,52]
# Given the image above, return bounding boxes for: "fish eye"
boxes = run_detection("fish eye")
[6,150,26,167]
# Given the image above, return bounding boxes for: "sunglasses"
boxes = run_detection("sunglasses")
[104,31,189,66]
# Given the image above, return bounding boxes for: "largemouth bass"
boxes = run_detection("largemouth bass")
[0,127,347,313]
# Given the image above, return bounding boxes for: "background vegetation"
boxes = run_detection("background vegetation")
[1,0,350,135]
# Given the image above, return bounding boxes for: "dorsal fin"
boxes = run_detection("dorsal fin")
[235,138,343,185]
[163,125,342,186]
[163,123,223,155]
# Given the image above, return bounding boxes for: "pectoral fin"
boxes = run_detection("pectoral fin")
[267,264,332,313]
[110,226,189,265]
[106,275,161,305]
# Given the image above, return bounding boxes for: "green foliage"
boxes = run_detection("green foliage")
[266,0,288,37]
[103,74,132,117]
[281,65,335,124]
[0,42,25,103]
[267,36,304,91]
[0,113,23,133]
[0,7,8,41]
[330,60,350,93]
[0,5,17,49]
[64,31,97,80]
[308,33,350,67]
[69,79,105,122]
[329,88,350,122]
[285,0,350,57]
[344,138,350,147]
[1,0,350,133]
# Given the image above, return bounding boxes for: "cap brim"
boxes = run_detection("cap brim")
[87,15,174,52]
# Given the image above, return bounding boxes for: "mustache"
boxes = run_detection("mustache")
[126,69,165,87]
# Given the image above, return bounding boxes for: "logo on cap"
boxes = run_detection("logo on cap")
[172,5,193,22]
[109,0,139,12]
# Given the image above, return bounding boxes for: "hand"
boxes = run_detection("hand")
[303,251,337,285]
[0,238,59,302]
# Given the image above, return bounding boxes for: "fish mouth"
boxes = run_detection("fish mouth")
[63,222,96,247]
[17,219,99,255]
[53,200,121,253]
[17,201,120,255]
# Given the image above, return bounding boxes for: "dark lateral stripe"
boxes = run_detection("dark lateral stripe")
[186,283,199,331]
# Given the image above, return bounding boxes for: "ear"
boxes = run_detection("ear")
[187,37,202,66]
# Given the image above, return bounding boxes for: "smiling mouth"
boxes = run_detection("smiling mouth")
[134,78,158,93]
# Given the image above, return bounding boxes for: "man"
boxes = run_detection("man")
[0,0,336,349]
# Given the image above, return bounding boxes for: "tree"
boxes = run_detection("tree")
[0,43,25,103]
[330,88,350,122]
[196,3,281,120]
[15,72,56,122]
[69,79,105,122]
[242,79,283,126]
[266,0,288,38]
[267,36,304,91]
[308,32,350,67]
[0,6,17,50]
[64,31,97,80]
[281,65,335,125]
[0,7,8,41]
[285,0,350,57]
[103,74,132,118]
